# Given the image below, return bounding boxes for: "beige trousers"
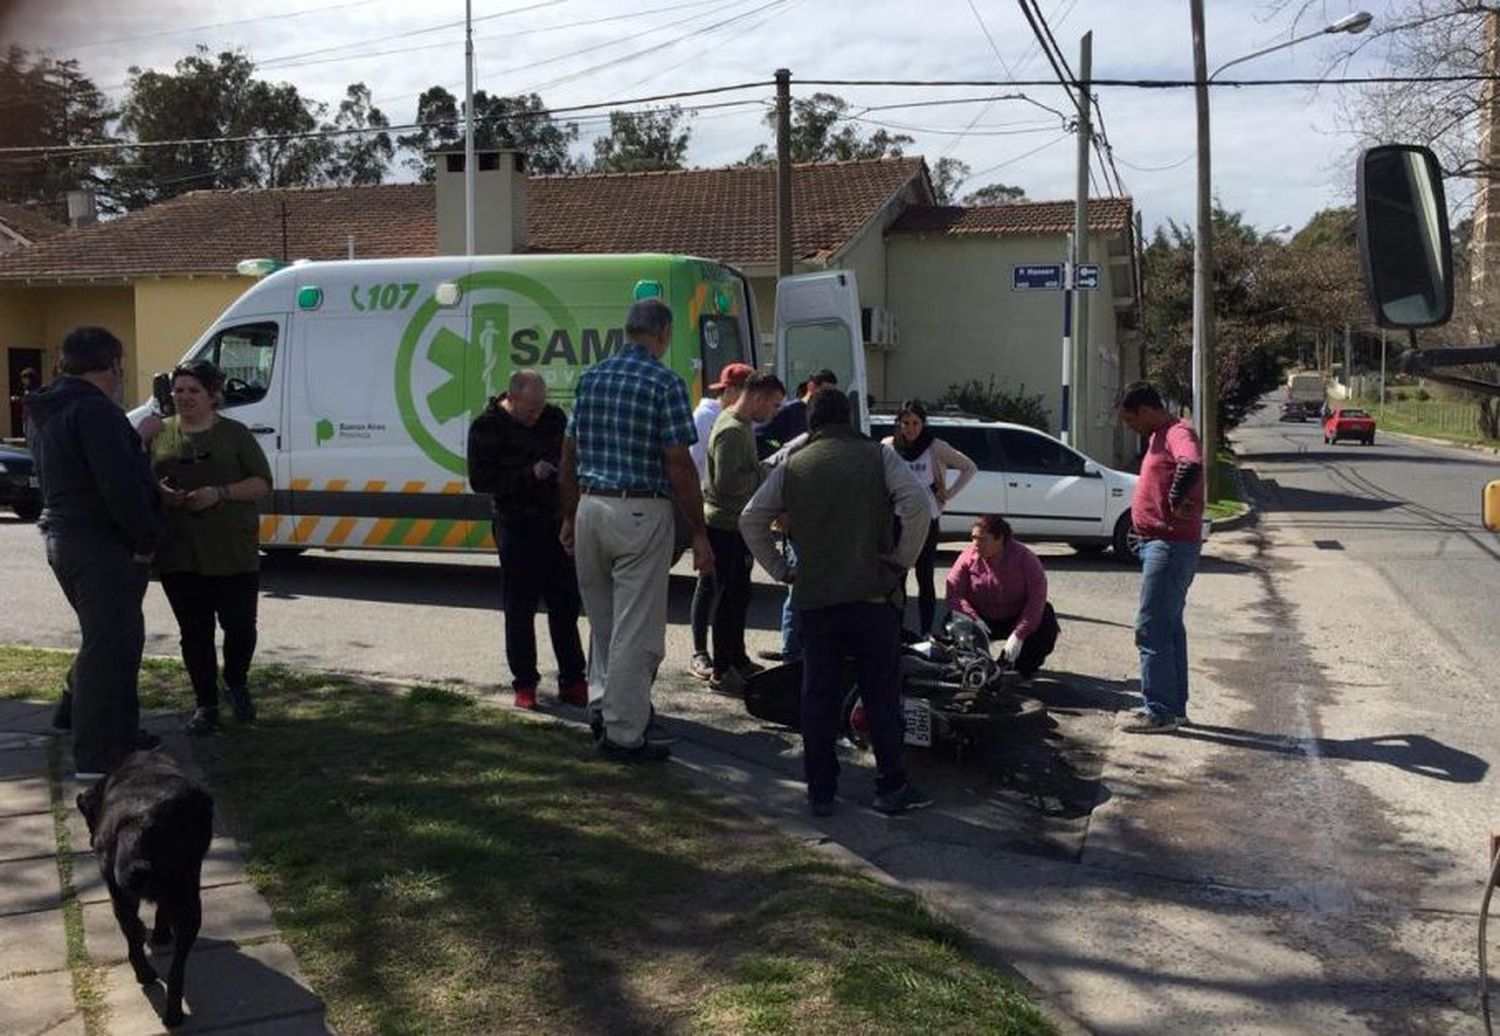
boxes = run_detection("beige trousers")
[574,494,674,747]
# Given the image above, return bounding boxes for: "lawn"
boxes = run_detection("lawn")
[3,646,1054,1036]
[1352,396,1496,448]
[1206,447,1246,522]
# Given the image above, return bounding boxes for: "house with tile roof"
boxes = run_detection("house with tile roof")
[0,152,1138,460]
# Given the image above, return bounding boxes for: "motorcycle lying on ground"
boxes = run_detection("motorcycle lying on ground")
[742,613,1047,760]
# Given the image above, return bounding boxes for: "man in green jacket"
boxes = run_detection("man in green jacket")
[740,388,932,816]
[702,372,785,692]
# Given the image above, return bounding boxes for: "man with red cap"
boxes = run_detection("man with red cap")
[687,362,754,680]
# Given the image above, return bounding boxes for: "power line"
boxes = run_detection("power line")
[964,131,1072,179]
[801,74,1500,87]
[59,0,387,52]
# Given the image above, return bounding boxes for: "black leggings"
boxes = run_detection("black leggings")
[912,517,941,634]
[159,571,260,710]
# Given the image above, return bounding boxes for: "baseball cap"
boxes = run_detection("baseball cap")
[710,362,755,390]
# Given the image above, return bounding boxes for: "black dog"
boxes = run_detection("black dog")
[77,750,214,1028]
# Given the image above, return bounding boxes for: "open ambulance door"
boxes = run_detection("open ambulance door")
[773,271,869,434]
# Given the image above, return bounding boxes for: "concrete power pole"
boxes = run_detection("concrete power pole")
[775,69,794,278]
[1071,32,1092,450]
[1473,9,1500,342]
[1190,0,1218,474]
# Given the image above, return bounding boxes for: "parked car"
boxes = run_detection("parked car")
[870,414,1141,560]
[0,443,41,522]
[1323,407,1376,446]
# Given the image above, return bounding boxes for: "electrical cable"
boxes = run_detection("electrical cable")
[57,0,386,51]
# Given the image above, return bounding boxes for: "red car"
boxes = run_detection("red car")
[1323,407,1376,446]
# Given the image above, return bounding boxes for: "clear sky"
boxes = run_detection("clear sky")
[6,0,1399,237]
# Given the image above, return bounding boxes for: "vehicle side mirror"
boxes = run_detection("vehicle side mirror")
[1082,459,1100,476]
[151,372,175,416]
[1356,144,1453,329]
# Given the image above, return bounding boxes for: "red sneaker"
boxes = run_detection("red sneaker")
[558,680,589,707]
[513,686,538,710]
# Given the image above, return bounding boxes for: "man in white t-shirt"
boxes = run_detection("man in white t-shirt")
[688,363,754,680]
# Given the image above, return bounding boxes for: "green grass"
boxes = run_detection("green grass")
[1351,396,1495,448]
[2,646,1054,1036]
[1206,447,1246,522]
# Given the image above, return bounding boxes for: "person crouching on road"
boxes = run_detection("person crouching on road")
[467,369,587,712]
[741,387,933,817]
[687,362,754,682]
[150,359,272,735]
[1114,381,1204,735]
[881,399,977,635]
[702,371,785,694]
[944,514,1059,686]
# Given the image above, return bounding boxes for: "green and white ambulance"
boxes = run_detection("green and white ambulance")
[142,253,866,554]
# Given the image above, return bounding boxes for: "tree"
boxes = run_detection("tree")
[963,182,1028,206]
[396,88,581,179]
[114,48,332,208]
[0,46,114,219]
[931,158,970,204]
[591,106,690,173]
[325,83,392,186]
[742,93,913,165]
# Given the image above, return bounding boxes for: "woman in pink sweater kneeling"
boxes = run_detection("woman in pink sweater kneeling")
[944,514,1060,687]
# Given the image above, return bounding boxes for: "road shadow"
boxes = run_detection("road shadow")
[260,552,499,610]
[1175,723,1488,783]
[1240,448,1496,468]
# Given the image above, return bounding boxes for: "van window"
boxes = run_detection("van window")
[782,321,854,391]
[195,322,277,408]
[995,428,1086,476]
[699,314,745,391]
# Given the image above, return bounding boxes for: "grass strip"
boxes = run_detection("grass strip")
[4,647,1054,1036]
[48,737,107,1036]
[1206,447,1246,521]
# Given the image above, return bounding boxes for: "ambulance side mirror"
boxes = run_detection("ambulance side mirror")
[1356,144,1454,329]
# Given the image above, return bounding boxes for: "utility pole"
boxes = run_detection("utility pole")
[1060,232,1075,445]
[1190,0,1217,471]
[775,69,794,278]
[1070,32,1092,450]
[463,0,476,257]
[1344,322,1353,399]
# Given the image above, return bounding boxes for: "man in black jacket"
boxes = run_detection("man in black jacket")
[467,369,586,711]
[26,327,164,779]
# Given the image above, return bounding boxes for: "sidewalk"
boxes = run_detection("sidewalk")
[0,700,329,1036]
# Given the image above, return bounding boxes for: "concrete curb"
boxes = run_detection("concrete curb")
[1209,448,1257,534]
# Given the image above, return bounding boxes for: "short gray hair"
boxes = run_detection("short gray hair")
[508,368,546,395]
[624,298,673,339]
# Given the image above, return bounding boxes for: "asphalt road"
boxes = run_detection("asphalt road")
[4,405,1500,1031]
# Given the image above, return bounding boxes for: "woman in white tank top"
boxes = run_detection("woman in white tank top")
[881,399,978,633]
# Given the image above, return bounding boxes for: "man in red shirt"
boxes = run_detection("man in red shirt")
[1115,382,1204,733]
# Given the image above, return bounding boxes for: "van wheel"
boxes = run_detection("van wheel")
[261,547,307,563]
[1112,513,1142,564]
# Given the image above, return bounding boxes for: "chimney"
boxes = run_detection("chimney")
[65,190,97,229]
[1471,8,1500,340]
[433,149,528,256]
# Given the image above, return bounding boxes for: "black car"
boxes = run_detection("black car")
[0,443,41,522]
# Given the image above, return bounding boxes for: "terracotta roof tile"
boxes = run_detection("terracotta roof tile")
[0,157,928,281]
[890,198,1133,237]
[0,201,67,244]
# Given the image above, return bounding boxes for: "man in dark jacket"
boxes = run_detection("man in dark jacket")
[467,369,586,711]
[741,387,933,816]
[26,327,164,779]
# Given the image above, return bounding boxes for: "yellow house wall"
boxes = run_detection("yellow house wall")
[0,288,47,436]
[30,285,138,398]
[133,277,252,401]
[886,232,1131,466]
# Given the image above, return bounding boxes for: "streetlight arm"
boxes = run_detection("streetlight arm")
[1209,27,1331,81]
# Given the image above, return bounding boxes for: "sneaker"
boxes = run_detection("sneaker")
[588,710,605,742]
[74,771,105,782]
[735,660,766,678]
[643,716,680,747]
[185,707,217,736]
[1122,708,1180,734]
[872,782,934,815]
[513,686,538,711]
[688,653,715,681]
[809,798,837,818]
[51,692,72,731]
[130,729,161,751]
[708,668,745,696]
[597,738,670,763]
[224,684,257,723]
[558,680,589,707]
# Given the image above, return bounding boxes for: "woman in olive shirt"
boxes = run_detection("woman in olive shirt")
[151,360,272,734]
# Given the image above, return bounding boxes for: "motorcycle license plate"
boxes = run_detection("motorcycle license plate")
[902,698,932,747]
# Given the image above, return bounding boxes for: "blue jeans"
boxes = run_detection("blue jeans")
[1135,538,1201,718]
[779,539,801,659]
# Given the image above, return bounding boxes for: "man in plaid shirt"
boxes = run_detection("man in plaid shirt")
[561,297,714,762]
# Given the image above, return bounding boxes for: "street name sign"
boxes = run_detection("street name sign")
[1013,264,1064,291]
